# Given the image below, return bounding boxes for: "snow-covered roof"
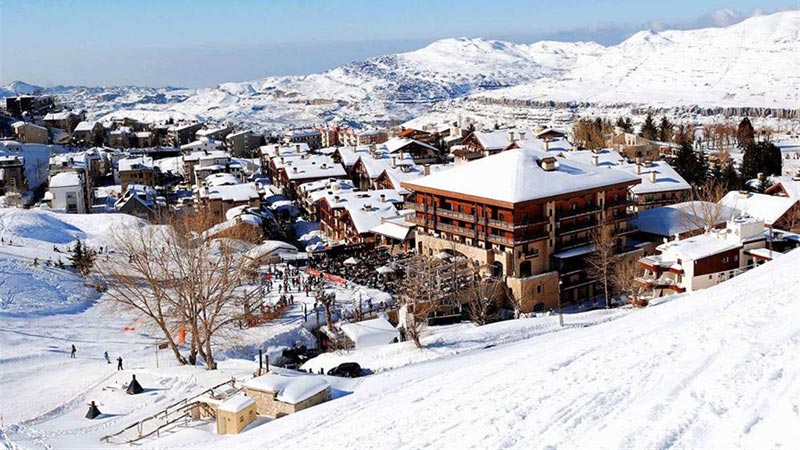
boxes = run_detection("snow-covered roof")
[320,189,405,234]
[404,147,641,205]
[43,111,77,121]
[355,150,416,179]
[244,373,329,404]
[49,172,82,188]
[204,173,240,187]
[512,137,573,153]
[134,131,152,138]
[720,191,796,226]
[245,241,298,260]
[768,176,800,201]
[73,121,96,132]
[180,138,223,151]
[471,130,517,151]
[633,201,739,237]
[656,233,743,261]
[208,182,260,202]
[217,394,254,413]
[383,137,437,154]
[370,216,414,241]
[340,317,400,348]
[334,146,369,166]
[558,149,690,194]
[118,156,154,172]
[282,156,347,181]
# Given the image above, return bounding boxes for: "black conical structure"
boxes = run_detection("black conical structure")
[126,374,144,395]
[86,401,102,419]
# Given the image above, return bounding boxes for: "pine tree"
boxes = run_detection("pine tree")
[720,159,740,191]
[741,142,763,182]
[674,141,699,183]
[70,240,84,273]
[762,141,782,176]
[615,117,632,132]
[640,113,658,140]
[737,117,755,147]
[658,116,673,142]
[695,149,709,183]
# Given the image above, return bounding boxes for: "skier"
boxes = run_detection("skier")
[104,351,110,364]
[117,356,123,371]
[70,344,76,358]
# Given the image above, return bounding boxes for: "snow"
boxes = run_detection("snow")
[207,183,259,202]
[720,191,796,226]
[245,241,298,261]
[244,373,329,404]
[339,317,399,348]
[49,172,82,188]
[405,147,641,204]
[218,395,255,413]
[117,156,153,172]
[633,201,739,237]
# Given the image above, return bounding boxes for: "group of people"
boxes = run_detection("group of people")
[307,248,412,294]
[69,344,124,370]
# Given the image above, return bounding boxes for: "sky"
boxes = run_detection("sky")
[0,0,794,88]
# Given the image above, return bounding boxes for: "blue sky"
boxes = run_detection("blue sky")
[1,0,793,87]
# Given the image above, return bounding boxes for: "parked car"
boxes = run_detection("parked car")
[326,362,363,378]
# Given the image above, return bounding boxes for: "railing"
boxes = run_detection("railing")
[558,219,598,235]
[436,208,475,222]
[556,205,601,220]
[555,237,593,252]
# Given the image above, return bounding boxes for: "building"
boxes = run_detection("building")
[114,184,164,221]
[720,191,799,231]
[133,131,155,148]
[632,201,739,242]
[0,155,27,197]
[180,137,224,153]
[636,216,797,297]
[317,189,406,246]
[108,127,131,149]
[383,137,439,165]
[557,149,691,211]
[203,180,261,223]
[196,125,234,142]
[168,122,204,146]
[214,395,257,435]
[297,178,356,220]
[11,121,48,144]
[225,130,262,157]
[72,121,104,145]
[43,111,84,133]
[49,172,87,213]
[188,151,245,187]
[118,156,157,190]
[287,129,322,150]
[351,147,417,191]
[396,127,436,144]
[606,132,669,161]
[243,373,330,419]
[5,95,56,120]
[339,317,400,349]
[765,175,800,203]
[401,147,642,309]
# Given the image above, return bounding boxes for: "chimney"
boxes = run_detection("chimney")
[519,131,526,141]
[293,167,298,173]
[380,193,386,203]
[334,195,340,202]
[636,164,642,175]
[295,144,301,153]
[423,164,431,176]
[273,144,279,156]
[543,140,549,151]
[280,156,285,164]
[391,157,397,168]
[591,155,599,166]
[509,130,515,143]
[649,170,657,183]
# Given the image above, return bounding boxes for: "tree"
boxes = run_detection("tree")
[572,118,610,150]
[461,279,502,325]
[396,255,443,348]
[736,117,755,147]
[615,116,633,133]
[674,141,700,184]
[96,208,263,369]
[640,113,658,141]
[586,221,616,309]
[684,179,728,232]
[658,116,673,142]
[70,240,96,277]
[717,150,741,191]
[610,258,646,306]
[741,141,782,183]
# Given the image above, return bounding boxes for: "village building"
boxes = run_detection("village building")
[382,137,439,165]
[187,151,245,187]
[0,155,27,198]
[10,121,49,144]
[606,131,671,161]
[181,137,224,153]
[196,125,234,142]
[396,127,437,144]
[259,143,310,177]
[225,130,262,157]
[287,128,322,150]
[5,94,56,120]
[133,131,155,148]
[243,373,330,419]
[317,126,340,148]
[369,214,416,250]
[719,191,799,231]
[765,175,800,203]
[631,201,740,254]
[297,178,356,220]
[350,147,421,191]
[401,147,642,309]
[201,179,261,223]
[339,316,400,349]
[49,171,87,213]
[118,156,158,190]
[168,122,204,146]
[72,121,104,145]
[636,216,798,297]
[43,110,84,133]
[108,126,131,149]
[317,189,406,246]
[114,184,165,221]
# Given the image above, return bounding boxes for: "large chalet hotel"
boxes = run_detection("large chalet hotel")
[401,147,642,310]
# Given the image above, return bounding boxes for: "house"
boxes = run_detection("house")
[214,395,257,435]
[72,121,104,145]
[401,147,642,308]
[331,145,369,177]
[225,130,262,157]
[108,126,131,149]
[339,316,400,349]
[396,127,436,144]
[370,214,416,250]
[114,184,164,221]
[133,131,155,148]
[287,128,322,150]
[265,147,346,198]
[636,216,797,297]
[118,156,157,190]
[317,189,406,246]
[297,178,356,220]
[43,111,84,133]
[351,147,416,191]
[606,132,667,161]
[168,122,204,146]
[720,191,799,231]
[190,151,245,187]
[203,181,261,223]
[383,137,439,165]
[355,129,388,146]
[244,240,299,265]
[632,201,739,242]
[557,149,691,211]
[243,372,330,418]
[0,155,27,197]
[11,121,48,144]
[196,125,234,142]
[5,95,56,120]
[181,137,224,153]
[765,175,800,202]
[49,172,87,213]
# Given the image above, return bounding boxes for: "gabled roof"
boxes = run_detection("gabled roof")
[403,147,641,205]
[720,191,796,226]
[560,149,690,194]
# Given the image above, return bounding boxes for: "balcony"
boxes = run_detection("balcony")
[555,237,593,252]
[556,205,601,220]
[634,276,686,293]
[487,218,513,231]
[436,208,476,222]
[406,202,425,212]
[557,219,598,235]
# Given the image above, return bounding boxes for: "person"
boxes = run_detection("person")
[70,344,76,358]
[104,351,110,364]
[117,356,123,370]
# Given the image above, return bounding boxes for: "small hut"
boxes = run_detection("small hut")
[340,317,400,349]
[216,395,257,435]
[126,374,144,395]
[244,373,329,418]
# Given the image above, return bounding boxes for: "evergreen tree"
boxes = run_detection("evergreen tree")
[640,113,658,140]
[740,142,762,182]
[737,117,755,147]
[720,160,740,191]
[658,116,673,142]
[762,141,782,176]
[70,240,96,277]
[674,141,699,183]
[695,149,709,183]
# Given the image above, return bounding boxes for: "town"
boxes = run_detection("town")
[1,3,800,450]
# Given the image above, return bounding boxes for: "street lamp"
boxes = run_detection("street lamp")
[558,280,564,327]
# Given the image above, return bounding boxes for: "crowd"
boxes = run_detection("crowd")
[307,248,412,294]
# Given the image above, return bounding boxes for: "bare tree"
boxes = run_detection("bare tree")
[461,279,502,325]
[97,208,263,369]
[610,257,647,306]
[586,221,616,309]
[683,179,729,234]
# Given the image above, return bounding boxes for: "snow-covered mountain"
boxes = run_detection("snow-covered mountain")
[3,10,797,128]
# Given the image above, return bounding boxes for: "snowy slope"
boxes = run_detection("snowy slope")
[4,11,796,128]
[219,248,800,450]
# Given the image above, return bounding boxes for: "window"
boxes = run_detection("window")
[722,256,729,264]
[536,285,542,294]
[709,275,713,280]
[570,203,577,210]
[239,416,244,423]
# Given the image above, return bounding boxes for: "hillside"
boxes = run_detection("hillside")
[3,11,797,128]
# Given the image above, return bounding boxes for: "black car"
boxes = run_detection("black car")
[326,362,363,378]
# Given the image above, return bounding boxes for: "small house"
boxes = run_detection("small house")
[215,394,257,435]
[243,373,329,418]
[340,316,400,349]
